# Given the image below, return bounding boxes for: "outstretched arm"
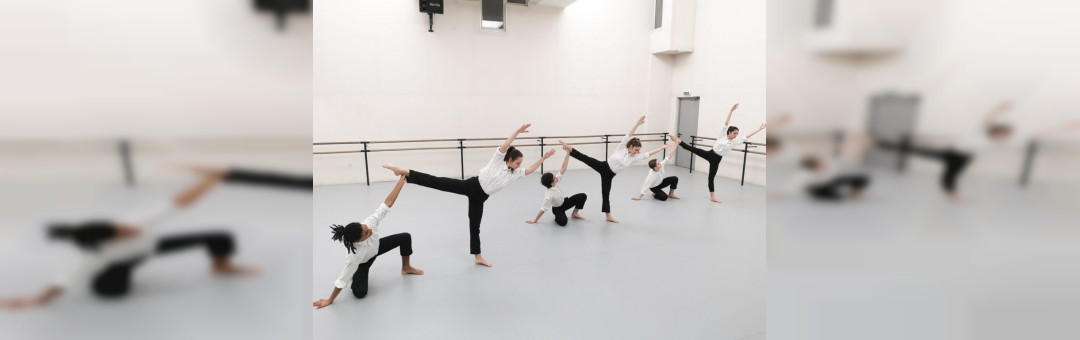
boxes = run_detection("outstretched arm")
[525,149,557,176]
[313,287,342,309]
[384,175,408,208]
[725,103,740,126]
[174,170,227,208]
[627,116,646,137]
[559,151,570,175]
[501,124,532,154]
[746,123,767,139]
[1034,120,1080,139]
[643,143,669,157]
[2,285,62,309]
[525,210,545,224]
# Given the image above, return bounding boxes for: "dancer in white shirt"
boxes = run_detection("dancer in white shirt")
[312,175,423,309]
[677,104,766,203]
[876,102,1079,203]
[526,149,587,226]
[383,124,555,267]
[557,116,673,223]
[632,134,682,201]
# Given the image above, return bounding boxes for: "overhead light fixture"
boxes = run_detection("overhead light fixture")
[419,0,444,32]
[253,0,311,32]
[481,20,505,30]
[481,0,505,31]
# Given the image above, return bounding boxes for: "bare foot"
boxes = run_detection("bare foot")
[669,194,680,199]
[947,193,967,204]
[214,264,260,276]
[382,164,409,177]
[605,214,619,223]
[474,255,493,267]
[401,266,425,275]
[571,212,585,220]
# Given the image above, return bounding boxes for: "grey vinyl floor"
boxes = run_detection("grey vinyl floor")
[312,166,766,340]
[0,182,312,340]
[767,169,1080,340]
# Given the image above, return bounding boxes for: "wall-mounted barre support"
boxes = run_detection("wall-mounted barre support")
[362,142,370,186]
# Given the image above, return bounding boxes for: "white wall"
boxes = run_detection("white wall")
[316,0,662,185]
[314,0,768,186]
[768,0,1080,183]
[670,0,768,185]
[0,0,312,140]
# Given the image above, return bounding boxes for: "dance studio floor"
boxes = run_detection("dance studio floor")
[312,166,766,340]
[768,170,1080,340]
[0,182,313,340]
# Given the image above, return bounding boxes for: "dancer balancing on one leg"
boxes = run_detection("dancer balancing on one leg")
[678,103,766,203]
[557,116,672,223]
[383,124,556,267]
[632,134,682,201]
[875,102,1080,203]
[526,148,587,226]
[312,174,423,309]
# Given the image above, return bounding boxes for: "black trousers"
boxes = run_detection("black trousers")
[807,175,870,201]
[351,232,413,299]
[570,149,617,213]
[225,169,312,191]
[650,176,679,201]
[679,142,723,193]
[877,140,973,193]
[407,170,489,254]
[90,231,236,298]
[551,193,587,226]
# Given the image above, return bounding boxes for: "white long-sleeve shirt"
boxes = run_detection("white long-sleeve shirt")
[478,148,527,195]
[53,199,178,288]
[540,172,565,212]
[639,156,672,195]
[607,134,650,173]
[333,203,391,289]
[712,126,748,156]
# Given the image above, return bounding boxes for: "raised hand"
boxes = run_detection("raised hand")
[636,116,646,126]
[516,124,532,134]
[730,103,740,112]
[544,149,556,158]
[667,133,681,144]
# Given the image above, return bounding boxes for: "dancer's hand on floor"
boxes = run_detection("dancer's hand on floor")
[2,297,41,310]
[313,299,332,309]
[631,196,642,201]
[525,219,537,224]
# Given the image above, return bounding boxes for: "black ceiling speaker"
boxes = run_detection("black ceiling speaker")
[254,0,311,32]
[419,0,444,32]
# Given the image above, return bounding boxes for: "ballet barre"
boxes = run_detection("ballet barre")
[687,136,767,186]
[313,133,671,185]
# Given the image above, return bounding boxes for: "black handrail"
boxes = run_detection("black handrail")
[313,133,670,186]
[686,135,767,186]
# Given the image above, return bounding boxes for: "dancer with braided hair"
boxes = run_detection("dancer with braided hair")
[313,174,423,309]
